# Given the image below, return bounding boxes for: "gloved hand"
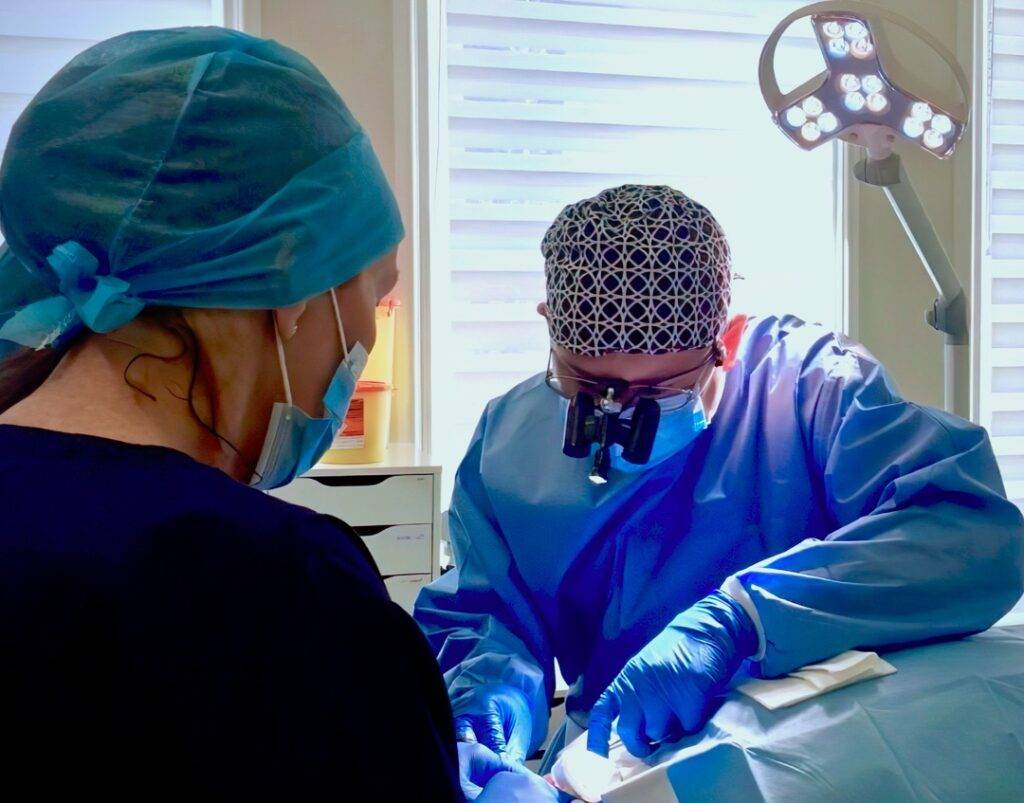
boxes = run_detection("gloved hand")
[458,742,559,802]
[587,590,757,759]
[476,771,562,803]
[454,682,533,762]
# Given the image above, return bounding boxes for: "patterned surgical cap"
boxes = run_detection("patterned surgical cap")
[541,184,731,356]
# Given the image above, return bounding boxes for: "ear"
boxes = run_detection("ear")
[537,301,550,320]
[719,314,748,370]
[714,338,727,366]
[273,301,308,342]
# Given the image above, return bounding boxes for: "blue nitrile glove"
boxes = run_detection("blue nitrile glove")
[476,772,562,803]
[454,682,533,762]
[587,590,758,759]
[458,742,559,802]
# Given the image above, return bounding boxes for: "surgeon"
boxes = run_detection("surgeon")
[0,27,556,802]
[415,183,1024,767]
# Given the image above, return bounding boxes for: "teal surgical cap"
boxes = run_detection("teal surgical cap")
[0,26,403,353]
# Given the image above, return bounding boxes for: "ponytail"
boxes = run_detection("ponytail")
[0,343,73,414]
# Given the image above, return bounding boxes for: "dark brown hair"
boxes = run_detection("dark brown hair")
[0,342,72,413]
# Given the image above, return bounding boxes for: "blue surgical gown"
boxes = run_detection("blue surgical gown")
[415,316,1024,753]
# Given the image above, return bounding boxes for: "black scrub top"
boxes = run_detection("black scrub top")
[0,424,460,801]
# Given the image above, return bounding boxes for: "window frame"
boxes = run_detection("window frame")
[972,0,992,425]
[214,0,262,34]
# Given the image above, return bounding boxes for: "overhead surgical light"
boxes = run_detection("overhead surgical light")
[785,106,808,127]
[802,121,822,142]
[850,37,874,58]
[802,95,825,116]
[866,92,888,113]
[861,74,884,94]
[759,1,971,417]
[844,91,866,112]
[911,101,933,121]
[760,2,968,159]
[828,37,850,57]
[818,112,839,133]
[822,20,845,38]
[902,116,925,138]
[932,114,953,134]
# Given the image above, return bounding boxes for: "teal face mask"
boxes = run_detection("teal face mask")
[611,393,708,473]
[250,289,366,490]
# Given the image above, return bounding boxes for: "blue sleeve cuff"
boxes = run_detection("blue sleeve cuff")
[721,576,767,661]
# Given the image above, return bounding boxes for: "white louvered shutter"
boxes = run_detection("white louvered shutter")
[0,0,217,173]
[431,0,843,490]
[981,0,1024,617]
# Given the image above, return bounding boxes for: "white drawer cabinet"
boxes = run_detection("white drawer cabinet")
[269,446,442,613]
[384,574,432,612]
[272,474,433,527]
[353,523,432,576]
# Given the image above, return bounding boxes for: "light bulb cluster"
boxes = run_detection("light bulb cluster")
[839,72,888,115]
[771,12,964,159]
[822,18,874,60]
[901,102,953,150]
[783,94,838,142]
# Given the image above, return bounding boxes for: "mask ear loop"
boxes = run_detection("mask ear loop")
[704,343,725,386]
[273,319,294,406]
[681,344,723,406]
[329,288,350,359]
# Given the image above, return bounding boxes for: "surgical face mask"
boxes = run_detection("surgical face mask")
[611,392,708,473]
[250,289,366,490]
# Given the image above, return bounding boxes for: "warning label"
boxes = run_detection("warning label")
[333,398,365,449]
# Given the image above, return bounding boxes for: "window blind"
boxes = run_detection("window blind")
[432,0,843,484]
[0,0,215,162]
[983,1,1024,507]
[982,0,1024,617]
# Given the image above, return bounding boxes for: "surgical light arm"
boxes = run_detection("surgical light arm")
[854,153,968,415]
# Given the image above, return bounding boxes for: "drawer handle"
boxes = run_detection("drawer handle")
[354,525,395,537]
[355,525,429,538]
[310,475,392,488]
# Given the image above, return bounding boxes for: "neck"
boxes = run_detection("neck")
[0,316,273,481]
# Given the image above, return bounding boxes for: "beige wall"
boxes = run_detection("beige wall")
[261,0,418,444]
[850,0,971,408]
[262,0,973,429]
[261,2,396,174]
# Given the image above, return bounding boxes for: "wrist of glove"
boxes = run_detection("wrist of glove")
[587,590,757,759]
[453,682,534,763]
[675,589,758,659]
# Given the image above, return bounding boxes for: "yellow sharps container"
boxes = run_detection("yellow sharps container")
[324,300,398,464]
